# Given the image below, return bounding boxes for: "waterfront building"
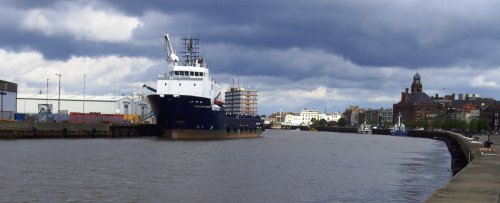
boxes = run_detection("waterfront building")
[268,111,294,124]
[344,106,363,127]
[381,108,393,123]
[17,92,150,117]
[0,80,18,119]
[481,101,500,133]
[284,114,302,126]
[224,87,258,115]
[358,108,393,127]
[323,112,342,123]
[283,109,342,126]
[300,109,320,124]
[431,92,495,124]
[393,73,441,123]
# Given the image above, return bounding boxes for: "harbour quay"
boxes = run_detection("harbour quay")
[0,121,159,139]
[408,131,499,203]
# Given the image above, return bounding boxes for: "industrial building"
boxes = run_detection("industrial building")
[0,80,18,119]
[17,93,150,116]
[224,87,258,115]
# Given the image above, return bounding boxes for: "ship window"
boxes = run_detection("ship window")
[179,83,181,86]
[190,72,194,76]
[200,73,204,76]
[179,71,184,76]
[175,71,180,75]
[184,71,189,75]
[194,83,196,86]
[195,72,199,76]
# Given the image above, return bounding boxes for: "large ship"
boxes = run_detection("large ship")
[145,34,264,140]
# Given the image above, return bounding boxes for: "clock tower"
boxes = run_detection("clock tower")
[411,72,422,93]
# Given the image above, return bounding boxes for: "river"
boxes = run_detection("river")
[0,129,451,202]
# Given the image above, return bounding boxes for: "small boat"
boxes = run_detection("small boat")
[357,121,372,134]
[391,113,408,136]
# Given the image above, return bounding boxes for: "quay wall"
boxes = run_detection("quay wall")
[0,121,158,139]
[411,131,499,203]
[315,126,358,133]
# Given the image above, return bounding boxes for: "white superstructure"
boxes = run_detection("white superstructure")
[156,34,220,103]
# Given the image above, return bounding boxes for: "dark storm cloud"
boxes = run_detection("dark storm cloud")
[110,0,500,70]
[2,0,500,114]
[6,0,500,69]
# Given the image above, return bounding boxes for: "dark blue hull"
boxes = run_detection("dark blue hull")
[147,94,263,139]
[392,130,409,136]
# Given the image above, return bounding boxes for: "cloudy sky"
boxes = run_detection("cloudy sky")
[1,0,500,115]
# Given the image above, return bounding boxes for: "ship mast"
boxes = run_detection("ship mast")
[180,36,203,67]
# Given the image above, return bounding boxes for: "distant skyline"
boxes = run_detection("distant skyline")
[1,0,500,115]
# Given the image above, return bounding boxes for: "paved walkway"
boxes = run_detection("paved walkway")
[426,134,500,203]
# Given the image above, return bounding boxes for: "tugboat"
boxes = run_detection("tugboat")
[392,113,408,136]
[145,34,264,140]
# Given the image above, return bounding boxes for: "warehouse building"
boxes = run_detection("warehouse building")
[17,92,150,116]
[0,80,18,119]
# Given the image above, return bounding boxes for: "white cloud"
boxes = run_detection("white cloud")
[0,49,158,95]
[470,75,498,88]
[258,86,354,109]
[21,2,141,42]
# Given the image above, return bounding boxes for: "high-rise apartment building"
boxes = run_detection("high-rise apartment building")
[224,87,258,115]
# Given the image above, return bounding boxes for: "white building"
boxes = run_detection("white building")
[0,80,17,119]
[284,109,343,126]
[17,92,149,116]
[284,114,302,126]
[322,112,342,122]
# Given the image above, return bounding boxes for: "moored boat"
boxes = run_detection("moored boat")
[357,121,372,134]
[392,113,408,136]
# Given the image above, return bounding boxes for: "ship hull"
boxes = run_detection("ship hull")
[391,130,408,136]
[147,94,264,140]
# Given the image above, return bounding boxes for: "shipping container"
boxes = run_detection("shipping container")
[70,112,124,124]
[14,113,26,121]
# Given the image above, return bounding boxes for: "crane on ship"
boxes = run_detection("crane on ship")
[164,34,179,65]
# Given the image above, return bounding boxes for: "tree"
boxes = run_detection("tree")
[432,119,444,129]
[469,118,488,132]
[381,121,392,129]
[457,120,468,131]
[318,119,328,126]
[327,121,338,126]
[337,117,348,127]
[310,118,318,126]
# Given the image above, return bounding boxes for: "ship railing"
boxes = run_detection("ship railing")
[158,75,204,81]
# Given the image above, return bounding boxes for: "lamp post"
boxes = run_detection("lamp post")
[46,78,49,105]
[83,74,86,114]
[56,74,62,113]
[0,90,5,115]
[113,81,116,114]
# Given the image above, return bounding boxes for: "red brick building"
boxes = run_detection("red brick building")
[393,73,441,123]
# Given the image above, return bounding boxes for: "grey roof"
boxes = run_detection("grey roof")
[407,92,438,105]
[450,100,472,108]
[0,80,18,92]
